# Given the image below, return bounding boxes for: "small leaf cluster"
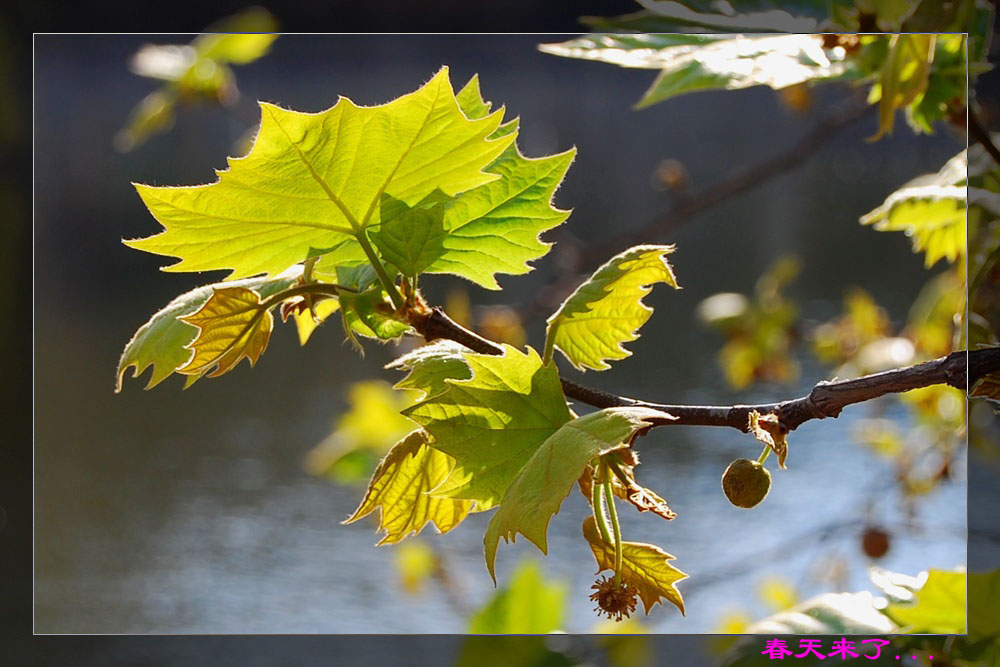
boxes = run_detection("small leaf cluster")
[119,70,690,619]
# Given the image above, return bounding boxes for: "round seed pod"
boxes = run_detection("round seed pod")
[722,458,772,508]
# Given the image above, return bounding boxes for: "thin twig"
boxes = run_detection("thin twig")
[518,93,872,321]
[412,306,1000,433]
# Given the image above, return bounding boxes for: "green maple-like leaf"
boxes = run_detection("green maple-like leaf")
[402,344,572,510]
[387,340,473,398]
[370,197,449,278]
[546,245,679,371]
[177,285,275,378]
[368,75,575,289]
[484,407,667,582]
[116,268,301,391]
[861,150,968,268]
[539,34,856,109]
[126,67,514,281]
[344,430,473,545]
[582,516,687,616]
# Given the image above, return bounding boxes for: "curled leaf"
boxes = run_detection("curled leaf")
[177,286,275,379]
[545,244,679,371]
[748,410,789,468]
[345,430,473,545]
[116,269,301,391]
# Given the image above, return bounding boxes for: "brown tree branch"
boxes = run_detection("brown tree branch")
[517,92,872,321]
[415,306,1000,433]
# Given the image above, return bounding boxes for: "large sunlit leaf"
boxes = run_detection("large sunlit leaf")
[539,34,854,109]
[861,150,968,268]
[403,344,572,509]
[546,245,679,371]
[582,516,687,615]
[485,407,667,581]
[127,67,515,280]
[176,285,274,379]
[344,430,473,545]
[116,267,301,391]
[468,559,567,633]
[884,568,967,634]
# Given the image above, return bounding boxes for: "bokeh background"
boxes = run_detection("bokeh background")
[34,33,967,634]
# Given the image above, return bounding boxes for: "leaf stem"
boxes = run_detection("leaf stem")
[602,469,624,588]
[592,475,613,546]
[542,324,558,366]
[356,230,405,311]
[259,282,355,311]
[757,444,771,465]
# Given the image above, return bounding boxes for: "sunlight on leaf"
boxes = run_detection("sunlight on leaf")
[175,286,275,379]
[345,430,474,545]
[127,67,514,280]
[388,340,473,398]
[540,34,854,109]
[403,345,572,510]
[546,245,678,371]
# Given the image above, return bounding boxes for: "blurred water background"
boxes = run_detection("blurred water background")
[34,34,966,633]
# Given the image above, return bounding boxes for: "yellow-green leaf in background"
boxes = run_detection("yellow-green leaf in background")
[127,67,514,280]
[403,344,572,509]
[116,268,302,391]
[884,568,966,634]
[304,380,418,483]
[344,430,473,545]
[176,286,274,379]
[117,8,278,151]
[485,407,667,582]
[869,34,936,141]
[394,540,438,595]
[289,298,341,346]
[861,149,968,268]
[546,245,679,371]
[467,559,567,634]
[583,516,687,615]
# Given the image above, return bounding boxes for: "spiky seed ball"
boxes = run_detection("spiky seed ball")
[722,458,771,508]
[590,576,638,622]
